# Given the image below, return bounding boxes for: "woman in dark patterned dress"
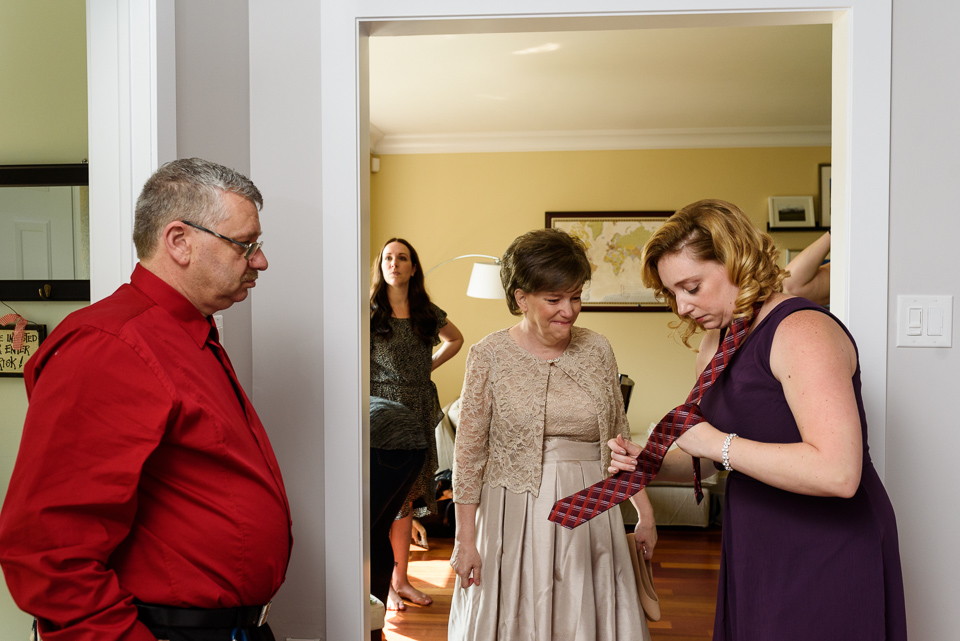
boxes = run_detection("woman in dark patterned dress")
[609,200,906,640]
[370,238,463,611]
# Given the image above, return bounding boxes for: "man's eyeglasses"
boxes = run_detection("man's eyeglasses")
[181,221,263,260]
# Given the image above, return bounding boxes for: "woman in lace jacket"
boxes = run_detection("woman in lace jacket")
[448,228,656,641]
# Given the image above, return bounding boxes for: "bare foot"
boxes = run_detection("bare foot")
[394,582,432,607]
[386,585,406,611]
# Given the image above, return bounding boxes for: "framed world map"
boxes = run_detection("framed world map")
[546,211,673,312]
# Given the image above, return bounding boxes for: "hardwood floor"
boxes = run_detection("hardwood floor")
[382,527,721,641]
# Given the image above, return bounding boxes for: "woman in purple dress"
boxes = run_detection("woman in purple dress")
[609,200,906,640]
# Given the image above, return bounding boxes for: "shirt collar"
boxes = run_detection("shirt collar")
[130,263,214,349]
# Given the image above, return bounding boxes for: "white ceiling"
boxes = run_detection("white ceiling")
[369,24,832,154]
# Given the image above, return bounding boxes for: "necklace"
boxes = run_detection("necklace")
[545,354,562,364]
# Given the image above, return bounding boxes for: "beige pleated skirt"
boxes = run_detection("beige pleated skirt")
[448,438,652,641]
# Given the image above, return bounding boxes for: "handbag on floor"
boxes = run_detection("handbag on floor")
[627,532,661,622]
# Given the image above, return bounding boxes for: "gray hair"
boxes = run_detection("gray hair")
[133,158,263,259]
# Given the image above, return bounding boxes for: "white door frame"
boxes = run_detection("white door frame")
[86,0,176,302]
[317,3,890,639]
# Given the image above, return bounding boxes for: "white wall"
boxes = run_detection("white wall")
[249,1,328,637]
[173,0,255,389]
[887,1,960,637]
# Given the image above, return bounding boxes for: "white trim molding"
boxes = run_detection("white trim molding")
[86,0,176,302]
[373,125,832,155]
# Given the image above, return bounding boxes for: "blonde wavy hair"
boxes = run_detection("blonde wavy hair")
[641,199,786,348]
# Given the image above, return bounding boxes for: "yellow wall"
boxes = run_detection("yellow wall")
[370,146,829,434]
[0,1,87,633]
[0,0,88,164]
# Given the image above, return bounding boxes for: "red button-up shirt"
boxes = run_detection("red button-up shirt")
[0,265,292,641]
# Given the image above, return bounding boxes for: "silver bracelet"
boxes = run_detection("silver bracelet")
[722,433,738,472]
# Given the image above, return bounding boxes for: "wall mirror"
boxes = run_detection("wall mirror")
[0,163,90,301]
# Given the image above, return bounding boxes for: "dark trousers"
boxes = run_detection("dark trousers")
[369,447,427,604]
[145,624,276,641]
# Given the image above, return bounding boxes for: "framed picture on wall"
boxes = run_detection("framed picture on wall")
[545,211,672,311]
[819,163,832,227]
[0,322,46,377]
[768,196,816,228]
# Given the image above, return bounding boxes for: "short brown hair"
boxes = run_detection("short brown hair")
[133,158,263,259]
[641,199,785,347]
[500,228,592,316]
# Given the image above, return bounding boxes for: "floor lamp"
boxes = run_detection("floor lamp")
[425,254,503,299]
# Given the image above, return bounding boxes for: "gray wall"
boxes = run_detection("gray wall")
[249,1,328,638]
[176,4,329,638]
[174,0,255,390]
[887,0,960,637]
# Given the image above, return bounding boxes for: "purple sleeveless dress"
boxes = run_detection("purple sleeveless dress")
[700,297,907,640]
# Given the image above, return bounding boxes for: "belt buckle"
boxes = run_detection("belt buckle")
[257,601,272,627]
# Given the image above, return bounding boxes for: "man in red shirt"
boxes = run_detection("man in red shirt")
[0,158,292,641]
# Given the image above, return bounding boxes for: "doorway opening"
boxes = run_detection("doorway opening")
[316,5,892,639]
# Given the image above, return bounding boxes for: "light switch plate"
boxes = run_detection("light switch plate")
[896,295,953,348]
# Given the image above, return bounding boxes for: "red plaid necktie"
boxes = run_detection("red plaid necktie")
[548,303,761,529]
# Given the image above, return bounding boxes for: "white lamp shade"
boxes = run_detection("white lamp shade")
[465,262,504,299]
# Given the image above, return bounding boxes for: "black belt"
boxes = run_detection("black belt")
[136,601,271,629]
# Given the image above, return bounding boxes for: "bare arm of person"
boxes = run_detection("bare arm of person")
[673,310,862,497]
[432,319,464,371]
[628,489,658,560]
[783,231,831,305]
[450,503,482,587]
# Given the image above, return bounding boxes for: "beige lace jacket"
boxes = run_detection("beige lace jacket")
[452,326,629,504]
